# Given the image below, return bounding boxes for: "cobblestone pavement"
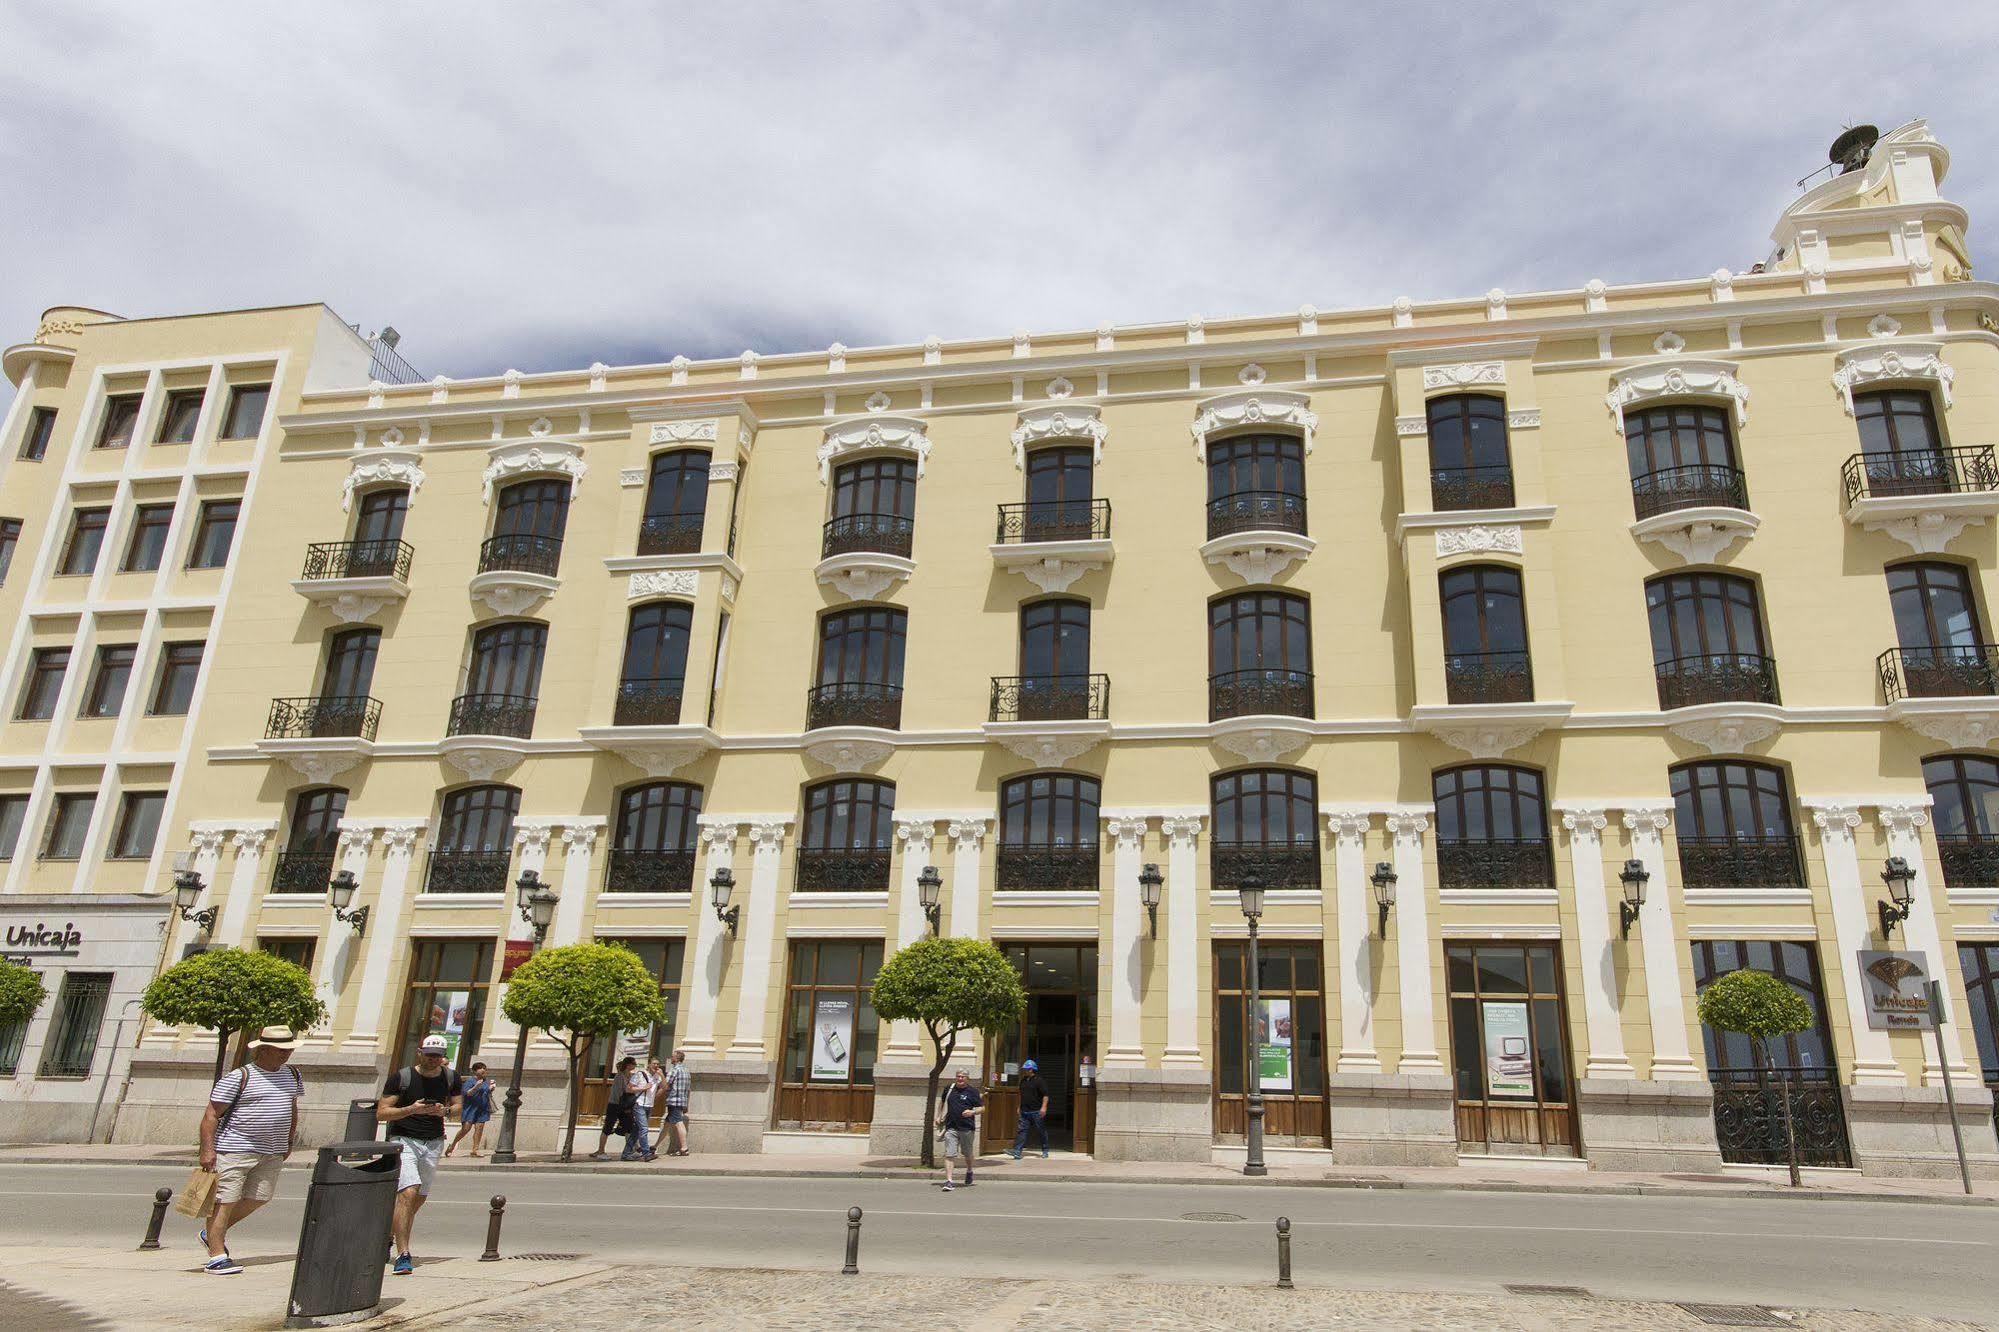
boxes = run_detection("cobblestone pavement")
[415,1266,1990,1331]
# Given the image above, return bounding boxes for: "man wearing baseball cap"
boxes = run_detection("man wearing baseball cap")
[1007,1058,1052,1160]
[377,1033,463,1276]
[197,1026,305,1274]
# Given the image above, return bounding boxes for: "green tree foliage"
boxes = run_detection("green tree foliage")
[871,937,1028,1166]
[140,947,325,1080]
[501,943,667,1161]
[1696,968,1815,1185]
[0,960,49,1028]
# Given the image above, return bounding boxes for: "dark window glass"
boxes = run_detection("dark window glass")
[645,450,710,520]
[1691,940,1837,1071]
[221,384,271,440]
[493,478,570,541]
[0,517,20,582]
[82,644,136,718]
[1427,394,1511,470]
[1854,389,1944,457]
[816,607,906,687]
[1624,404,1738,476]
[1671,761,1796,840]
[1434,765,1549,841]
[1000,773,1100,848]
[466,621,547,698]
[122,504,175,572]
[20,406,56,461]
[1646,572,1768,661]
[614,782,702,852]
[156,389,205,444]
[801,779,895,850]
[1210,769,1317,844]
[830,456,916,522]
[1926,754,1999,840]
[622,601,693,684]
[259,937,316,971]
[1025,446,1094,506]
[44,793,95,858]
[353,487,409,545]
[37,972,111,1078]
[58,507,109,576]
[1209,592,1311,674]
[110,790,165,858]
[1440,565,1527,654]
[0,794,27,860]
[1019,599,1089,678]
[149,641,203,715]
[435,785,520,854]
[286,787,348,853]
[1206,432,1305,502]
[18,647,71,720]
[1887,562,1982,651]
[96,394,141,449]
[322,627,381,699]
[393,939,494,1073]
[188,500,240,568]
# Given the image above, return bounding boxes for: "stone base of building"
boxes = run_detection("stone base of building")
[867,1059,955,1158]
[1325,1071,1458,1166]
[1574,1078,1724,1172]
[1846,1082,1999,1179]
[681,1057,776,1154]
[1093,1064,1211,1162]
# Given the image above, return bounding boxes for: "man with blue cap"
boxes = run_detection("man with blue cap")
[1008,1058,1051,1159]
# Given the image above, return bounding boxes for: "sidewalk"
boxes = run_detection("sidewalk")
[3,1140,1993,1205]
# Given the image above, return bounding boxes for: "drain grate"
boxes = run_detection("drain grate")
[507,1253,585,1262]
[1178,1211,1248,1222]
[1503,1285,1591,1298]
[1678,1305,1792,1327]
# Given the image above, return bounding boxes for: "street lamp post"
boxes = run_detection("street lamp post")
[1878,855,1916,938]
[171,866,217,935]
[1238,871,1267,1178]
[917,864,943,936]
[1138,862,1163,938]
[490,869,560,1165]
[1618,858,1650,939]
[327,869,370,934]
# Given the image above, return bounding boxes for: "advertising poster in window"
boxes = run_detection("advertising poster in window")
[430,990,470,1064]
[811,995,855,1081]
[1257,997,1294,1091]
[1483,1000,1534,1099]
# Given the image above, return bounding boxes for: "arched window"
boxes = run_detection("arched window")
[295,627,381,739]
[483,477,570,576]
[1208,591,1312,720]
[1426,395,1513,511]
[273,787,346,893]
[808,606,906,730]
[1645,572,1777,709]
[1206,432,1306,538]
[1924,753,1999,889]
[639,450,710,555]
[1210,768,1319,889]
[348,485,411,577]
[1019,445,1097,541]
[427,784,521,893]
[1852,389,1952,499]
[1624,404,1747,516]
[825,456,917,558]
[1433,765,1552,888]
[617,601,693,725]
[322,627,381,700]
[453,621,547,738]
[1670,760,1800,888]
[607,781,702,892]
[997,772,1100,890]
[1008,599,1094,721]
[1440,565,1531,703]
[797,778,895,891]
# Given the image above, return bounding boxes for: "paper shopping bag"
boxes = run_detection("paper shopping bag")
[173,1166,218,1219]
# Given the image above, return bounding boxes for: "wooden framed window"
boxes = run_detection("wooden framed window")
[110,791,166,859]
[1854,388,1945,457]
[221,384,271,440]
[0,794,28,861]
[95,394,141,449]
[392,938,495,1072]
[149,641,204,715]
[20,406,56,461]
[37,972,111,1077]
[43,793,95,859]
[1210,768,1319,889]
[58,507,110,576]
[187,499,240,569]
[81,644,136,718]
[258,937,317,971]
[1670,760,1801,887]
[18,647,71,720]
[774,939,883,1132]
[122,504,175,572]
[156,389,205,444]
[0,517,20,583]
[578,938,685,1119]
[1214,942,1327,1146]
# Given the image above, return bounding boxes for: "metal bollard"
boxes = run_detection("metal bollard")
[841,1205,863,1275]
[138,1187,172,1250]
[479,1195,507,1262]
[1275,1216,1294,1289]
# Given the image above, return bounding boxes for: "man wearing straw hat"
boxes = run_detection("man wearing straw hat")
[196,1025,306,1275]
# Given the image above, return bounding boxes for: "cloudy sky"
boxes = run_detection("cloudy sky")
[2,2,1995,388]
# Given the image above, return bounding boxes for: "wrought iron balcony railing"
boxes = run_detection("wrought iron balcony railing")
[994,499,1111,544]
[1676,834,1803,888]
[269,851,335,895]
[478,532,563,577]
[1212,838,1321,891]
[1630,463,1750,519]
[1208,668,1313,721]
[424,850,512,894]
[1707,1066,1852,1168]
[1436,838,1555,889]
[996,844,1100,891]
[614,677,685,726]
[300,539,413,582]
[1206,489,1307,540]
[1429,465,1516,512]
[604,848,697,894]
[447,693,537,739]
[1937,832,1999,889]
[636,512,704,556]
[265,695,381,741]
[1654,653,1781,710]
[1842,445,1999,504]
[805,680,903,731]
[821,512,914,559]
[1444,650,1534,704]
[795,847,893,892]
[1878,644,1999,702]
[989,673,1111,723]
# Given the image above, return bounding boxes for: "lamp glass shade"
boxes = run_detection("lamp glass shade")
[1883,856,1916,906]
[528,888,558,931]
[710,868,734,910]
[1138,864,1163,911]
[328,870,357,910]
[1237,875,1265,920]
[1618,859,1649,909]
[1369,862,1397,908]
[514,870,540,911]
[917,866,942,910]
[173,871,202,910]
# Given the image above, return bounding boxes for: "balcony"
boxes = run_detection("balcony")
[1676,834,1803,889]
[1444,651,1534,705]
[1201,490,1315,585]
[1209,668,1313,722]
[470,534,562,615]
[1429,465,1516,512]
[1631,464,1750,519]
[989,674,1110,723]
[996,844,1099,891]
[604,848,696,894]
[805,681,903,732]
[614,677,684,726]
[1842,445,1999,554]
[816,513,917,601]
[447,693,537,739]
[1937,833,1999,889]
[636,513,704,556]
[269,851,334,895]
[1436,838,1555,889]
[1879,645,1999,701]
[266,695,381,741]
[991,500,1115,593]
[1654,654,1781,711]
[1212,839,1320,891]
[795,847,892,892]
[290,539,413,623]
[1207,489,1306,539]
[424,850,512,895]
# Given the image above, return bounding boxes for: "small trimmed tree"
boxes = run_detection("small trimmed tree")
[1697,967,1815,1186]
[870,936,1028,1166]
[500,943,667,1161]
[0,959,48,1035]
[140,948,325,1081]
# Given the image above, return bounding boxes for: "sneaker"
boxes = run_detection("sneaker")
[941,1181,955,1191]
[392,1253,414,1276]
[960,1177,975,1187]
[1006,1150,1021,1159]
[203,1256,243,1275]
[588,1152,610,1161]
[1041,1150,1050,1159]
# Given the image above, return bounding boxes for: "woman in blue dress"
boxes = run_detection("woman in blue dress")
[446,1061,495,1157]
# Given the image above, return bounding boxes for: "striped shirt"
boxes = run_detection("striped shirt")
[210,1063,304,1155]
[664,1063,691,1106]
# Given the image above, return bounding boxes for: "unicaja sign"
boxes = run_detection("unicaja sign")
[1857,950,1935,1031]
[3,921,83,958]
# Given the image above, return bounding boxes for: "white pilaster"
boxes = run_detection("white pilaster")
[1160,814,1205,1067]
[344,821,426,1053]
[885,816,938,1059]
[1806,802,1904,1085]
[548,820,603,947]
[1328,810,1380,1073]
[947,818,988,938]
[311,823,375,1033]
[1558,806,1633,1078]
[214,824,275,949]
[1875,802,1971,1085]
[486,822,556,1041]
[726,817,791,1059]
[1103,814,1150,1066]
[1622,805,1699,1079]
[1386,808,1442,1072]
[682,819,739,1055]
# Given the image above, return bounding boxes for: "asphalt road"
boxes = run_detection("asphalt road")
[0,1164,1993,1323]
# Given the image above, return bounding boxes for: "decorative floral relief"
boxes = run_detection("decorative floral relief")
[341,450,426,512]
[1434,524,1523,557]
[1011,404,1106,469]
[629,569,699,600]
[1422,362,1504,390]
[817,415,931,484]
[1867,314,1902,338]
[1188,390,1317,461]
[1605,360,1749,435]
[649,420,718,445]
[864,391,892,413]
[1045,377,1074,400]
[481,443,586,505]
[1831,342,1954,415]
[1653,332,1686,355]
[1237,363,1267,386]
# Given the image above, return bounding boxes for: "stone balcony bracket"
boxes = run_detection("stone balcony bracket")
[1408,701,1573,760]
[1629,506,1760,564]
[815,551,915,603]
[989,538,1114,595]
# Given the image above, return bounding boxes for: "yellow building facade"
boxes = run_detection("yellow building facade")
[5,120,1998,1174]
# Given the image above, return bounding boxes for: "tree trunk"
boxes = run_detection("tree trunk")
[561,1037,584,1163]
[919,1024,957,1169]
[1752,1035,1802,1187]
[212,1028,231,1082]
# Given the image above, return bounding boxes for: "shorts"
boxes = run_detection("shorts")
[460,1104,491,1125]
[940,1127,974,1159]
[395,1135,443,1194]
[213,1152,285,1205]
[665,1105,687,1124]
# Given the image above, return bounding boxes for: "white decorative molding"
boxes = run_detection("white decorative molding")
[481,440,586,505]
[1873,802,1932,837]
[439,742,526,782]
[1045,377,1074,400]
[614,741,710,778]
[924,336,943,365]
[1012,331,1031,358]
[1831,340,1954,414]
[1422,362,1504,390]
[588,362,608,392]
[894,816,936,849]
[1188,389,1317,462]
[1435,524,1522,558]
[863,390,892,413]
[1506,409,1541,430]
[341,448,426,512]
[527,416,553,439]
[1410,703,1570,760]
[697,817,739,853]
[1185,315,1204,344]
[1391,296,1414,327]
[1104,815,1150,849]
[1629,508,1760,564]
[1867,314,1902,339]
[469,571,558,617]
[1161,814,1205,848]
[1605,359,1749,436]
[291,575,408,624]
[514,822,555,855]
[1426,724,1548,760]
[817,414,931,484]
[1845,488,1998,554]
[989,540,1113,595]
[827,343,847,374]
[1666,704,1783,754]
[739,350,758,379]
[649,420,718,446]
[1237,363,1267,387]
[670,355,690,385]
[983,720,1110,767]
[803,731,896,773]
[1886,697,1999,750]
[429,375,451,403]
[1298,305,1318,336]
[1559,807,1609,837]
[1652,332,1686,355]
[379,426,404,447]
[1199,531,1315,585]
[1710,269,1735,302]
[501,369,522,398]
[720,574,738,601]
[1584,278,1608,312]
[815,552,914,603]
[948,817,990,850]
[1010,404,1107,470]
[1209,717,1312,763]
[379,822,427,855]
[580,725,718,777]
[1394,415,1427,437]
[619,467,646,488]
[629,569,699,600]
[255,738,372,785]
[367,381,386,409]
[709,460,739,483]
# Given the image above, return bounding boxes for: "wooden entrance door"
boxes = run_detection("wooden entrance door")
[1212,940,1330,1145]
[983,943,1097,1153]
[1445,942,1580,1156]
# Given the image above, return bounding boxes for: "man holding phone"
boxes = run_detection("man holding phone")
[377,1034,464,1276]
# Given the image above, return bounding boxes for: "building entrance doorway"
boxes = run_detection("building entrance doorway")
[984,943,1097,1154]
[1213,941,1329,1145]
[1445,942,1580,1156]
[1692,940,1853,1168]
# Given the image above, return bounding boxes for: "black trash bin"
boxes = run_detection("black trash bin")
[344,1096,381,1143]
[283,1140,402,1329]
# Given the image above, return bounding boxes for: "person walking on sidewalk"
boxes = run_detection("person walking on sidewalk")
[1007,1059,1051,1160]
[377,1035,463,1276]
[590,1056,639,1160]
[623,1059,661,1161]
[662,1049,692,1157]
[196,1026,306,1275]
[938,1068,983,1191]
[445,1062,494,1158]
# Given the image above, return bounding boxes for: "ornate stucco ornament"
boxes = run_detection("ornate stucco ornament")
[341,448,426,512]
[481,440,586,505]
[1831,341,1954,415]
[818,414,931,484]
[1188,389,1317,463]
[1605,359,1749,437]
[1010,404,1106,471]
